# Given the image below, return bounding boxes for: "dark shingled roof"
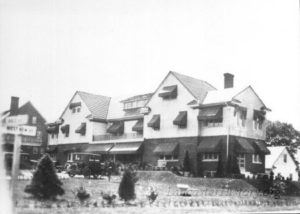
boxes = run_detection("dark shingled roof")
[171,71,216,103]
[77,91,111,120]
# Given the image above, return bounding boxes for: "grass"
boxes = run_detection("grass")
[13,171,300,213]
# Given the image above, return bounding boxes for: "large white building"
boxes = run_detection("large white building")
[47,71,270,177]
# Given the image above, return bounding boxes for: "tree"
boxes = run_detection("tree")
[183,151,191,173]
[215,154,224,178]
[266,120,300,161]
[225,154,240,177]
[118,168,136,202]
[24,154,64,199]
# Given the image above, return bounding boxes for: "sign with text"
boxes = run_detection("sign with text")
[5,115,28,125]
[5,125,37,136]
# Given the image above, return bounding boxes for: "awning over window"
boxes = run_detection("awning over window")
[109,142,143,154]
[153,142,179,155]
[158,85,177,99]
[47,125,59,134]
[46,146,58,154]
[198,107,223,121]
[132,120,143,132]
[147,115,160,130]
[198,137,223,152]
[61,124,70,134]
[59,143,88,152]
[107,122,124,134]
[85,144,113,153]
[69,102,81,109]
[75,123,86,135]
[235,137,256,153]
[252,141,270,154]
[253,110,265,121]
[173,111,187,127]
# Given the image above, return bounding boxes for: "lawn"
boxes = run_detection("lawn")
[14,171,300,213]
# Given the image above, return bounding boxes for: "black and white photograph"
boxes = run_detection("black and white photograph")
[0,0,299,213]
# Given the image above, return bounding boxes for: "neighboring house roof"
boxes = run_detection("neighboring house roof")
[265,146,298,170]
[1,101,46,123]
[77,91,111,121]
[171,71,216,102]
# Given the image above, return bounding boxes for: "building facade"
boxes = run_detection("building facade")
[47,71,270,177]
[1,97,48,162]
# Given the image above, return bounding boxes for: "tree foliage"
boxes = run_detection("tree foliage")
[118,168,136,202]
[183,150,191,172]
[24,154,64,199]
[266,120,300,155]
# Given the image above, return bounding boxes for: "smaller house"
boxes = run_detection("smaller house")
[265,146,299,181]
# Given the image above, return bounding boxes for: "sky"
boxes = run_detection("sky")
[0,0,299,129]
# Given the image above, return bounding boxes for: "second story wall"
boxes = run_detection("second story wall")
[144,74,199,139]
[199,87,267,140]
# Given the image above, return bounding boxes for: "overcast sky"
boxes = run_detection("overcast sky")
[0,0,299,129]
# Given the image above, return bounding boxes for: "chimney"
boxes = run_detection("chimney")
[224,73,234,89]
[10,96,19,115]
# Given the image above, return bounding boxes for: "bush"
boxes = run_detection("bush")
[118,168,136,202]
[24,154,64,199]
[183,151,191,173]
[75,186,90,203]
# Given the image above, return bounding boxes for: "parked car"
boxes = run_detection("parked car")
[65,153,105,178]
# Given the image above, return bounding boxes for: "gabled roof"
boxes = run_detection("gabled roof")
[1,101,46,123]
[171,71,216,102]
[265,146,297,169]
[77,91,111,120]
[59,91,111,121]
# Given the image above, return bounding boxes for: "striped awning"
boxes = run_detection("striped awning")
[252,141,270,154]
[109,142,143,154]
[198,136,223,152]
[132,120,143,132]
[158,85,177,99]
[173,111,187,127]
[107,122,124,134]
[147,114,160,129]
[198,107,223,121]
[153,142,179,155]
[85,144,113,153]
[235,137,256,153]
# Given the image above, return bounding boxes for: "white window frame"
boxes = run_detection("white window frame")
[158,155,178,161]
[203,120,222,128]
[283,154,287,163]
[252,154,262,164]
[202,153,219,162]
[67,153,73,162]
[237,153,246,169]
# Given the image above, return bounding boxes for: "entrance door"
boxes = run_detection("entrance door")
[237,154,246,172]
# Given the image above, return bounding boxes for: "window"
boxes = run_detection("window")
[77,107,81,112]
[236,108,247,127]
[283,154,287,163]
[252,154,262,164]
[203,153,219,161]
[158,155,177,160]
[203,119,222,127]
[33,147,39,154]
[67,153,73,162]
[72,108,76,113]
[237,154,246,169]
[32,116,37,124]
[37,131,42,141]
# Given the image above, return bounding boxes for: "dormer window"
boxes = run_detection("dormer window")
[158,85,177,99]
[69,102,81,113]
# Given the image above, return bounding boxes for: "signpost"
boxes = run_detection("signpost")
[3,115,36,209]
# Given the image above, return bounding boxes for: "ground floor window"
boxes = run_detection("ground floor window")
[237,154,246,170]
[159,155,178,160]
[252,154,262,164]
[204,171,216,177]
[202,153,219,161]
[67,153,73,162]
